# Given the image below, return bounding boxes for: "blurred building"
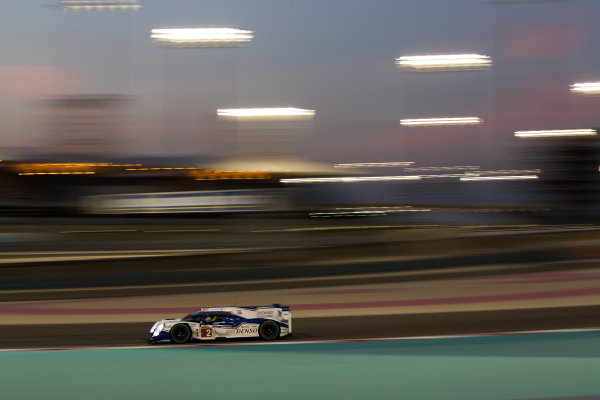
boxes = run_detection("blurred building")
[39,95,133,157]
[515,134,600,217]
[216,108,315,158]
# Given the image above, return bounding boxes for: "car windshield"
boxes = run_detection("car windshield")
[182,312,228,322]
[182,314,198,322]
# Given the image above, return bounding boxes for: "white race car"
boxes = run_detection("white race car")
[149,304,292,344]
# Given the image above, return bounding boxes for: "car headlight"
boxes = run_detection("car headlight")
[150,321,160,333]
[152,323,164,337]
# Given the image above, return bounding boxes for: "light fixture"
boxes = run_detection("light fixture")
[570,82,600,94]
[396,54,492,71]
[400,117,482,126]
[151,28,254,48]
[515,129,597,138]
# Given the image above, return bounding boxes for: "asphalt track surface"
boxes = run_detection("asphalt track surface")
[3,225,600,349]
[4,244,600,294]
[3,305,600,349]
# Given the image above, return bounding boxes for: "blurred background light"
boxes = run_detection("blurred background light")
[217,107,315,120]
[396,54,492,71]
[460,175,539,181]
[419,174,473,179]
[400,117,482,126]
[405,166,480,171]
[151,28,254,48]
[281,175,422,183]
[514,129,597,138]
[472,169,541,175]
[570,82,600,94]
[333,162,414,168]
[19,172,95,175]
[59,0,142,11]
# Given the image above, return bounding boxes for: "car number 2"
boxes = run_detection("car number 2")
[201,327,213,338]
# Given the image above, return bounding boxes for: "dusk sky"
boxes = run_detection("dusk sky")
[1,0,600,167]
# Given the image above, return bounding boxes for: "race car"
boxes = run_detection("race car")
[149,304,292,344]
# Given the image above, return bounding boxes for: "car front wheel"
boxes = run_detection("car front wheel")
[170,324,191,344]
[258,320,280,340]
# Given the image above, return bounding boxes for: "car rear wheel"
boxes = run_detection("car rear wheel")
[259,320,280,340]
[170,324,191,344]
